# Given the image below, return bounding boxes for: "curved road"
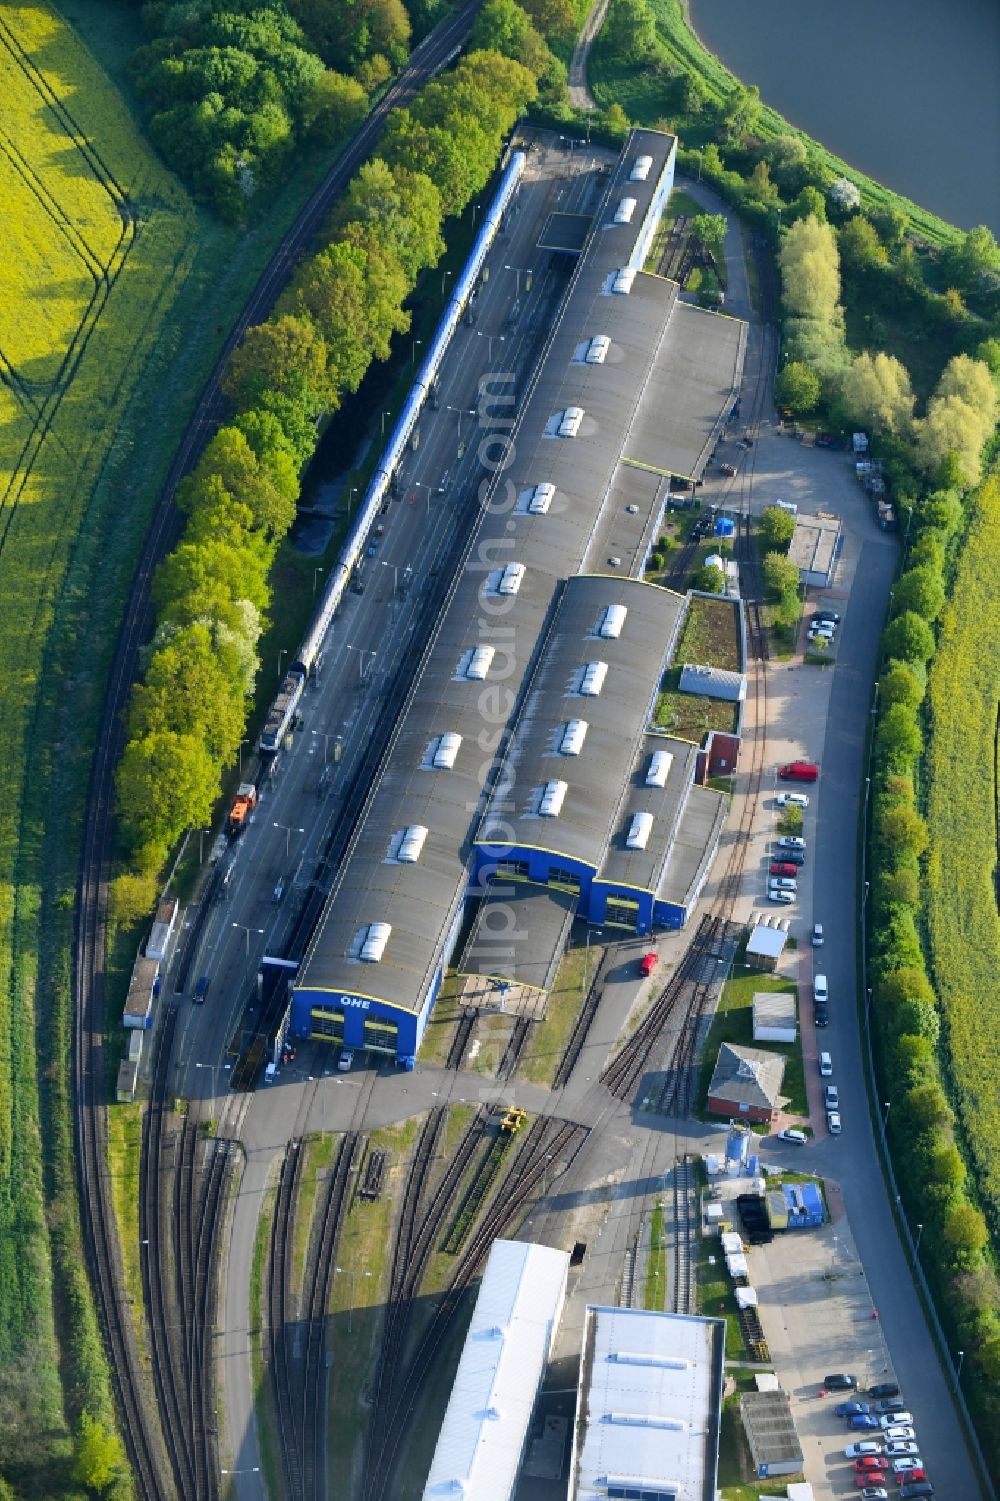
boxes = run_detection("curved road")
[72,4,483,1494]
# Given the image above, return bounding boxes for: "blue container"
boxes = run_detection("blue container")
[715,516,735,537]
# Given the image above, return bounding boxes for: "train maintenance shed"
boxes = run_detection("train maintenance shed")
[421,1238,569,1501]
[569,1305,725,1501]
[287,127,746,1064]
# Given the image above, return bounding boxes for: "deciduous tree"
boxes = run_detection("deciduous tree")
[840,351,914,435]
[762,550,799,599]
[779,214,841,323]
[758,505,797,549]
[880,609,935,663]
[774,360,820,415]
[223,314,330,414]
[891,564,945,622]
[878,802,929,859]
[878,661,924,711]
[73,1413,125,1495]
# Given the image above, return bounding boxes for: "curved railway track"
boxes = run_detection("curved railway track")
[363,1117,588,1501]
[671,1157,696,1316]
[71,6,485,1491]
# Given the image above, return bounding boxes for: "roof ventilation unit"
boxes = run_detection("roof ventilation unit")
[599,603,627,639]
[465,645,495,680]
[396,825,428,863]
[528,482,555,514]
[625,811,654,850]
[497,562,525,596]
[613,197,637,224]
[433,732,462,769]
[630,154,653,181]
[579,660,608,697]
[612,267,636,294]
[360,922,392,962]
[585,334,610,365]
[538,779,568,817]
[560,719,588,756]
[646,749,673,788]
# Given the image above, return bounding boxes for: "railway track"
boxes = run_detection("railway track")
[267,1133,360,1501]
[72,7,486,1484]
[671,1157,697,1316]
[552,944,611,1087]
[496,1016,530,1080]
[445,1009,476,1069]
[363,1116,588,1501]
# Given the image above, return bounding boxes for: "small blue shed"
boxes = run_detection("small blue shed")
[781,1181,824,1229]
[715,516,735,537]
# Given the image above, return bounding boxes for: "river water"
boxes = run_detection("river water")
[687,0,1000,234]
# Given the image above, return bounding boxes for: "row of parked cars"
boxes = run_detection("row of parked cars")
[822,1377,934,1498]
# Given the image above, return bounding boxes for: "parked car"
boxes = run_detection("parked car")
[846,1440,883,1458]
[849,1414,881,1431]
[867,1383,901,1400]
[779,761,820,781]
[776,849,805,865]
[879,1411,913,1428]
[811,921,824,946]
[836,1400,870,1418]
[770,876,798,891]
[854,1458,889,1473]
[776,792,810,808]
[875,1399,907,1414]
[814,973,829,1001]
[779,1128,807,1144]
[819,1052,833,1077]
[883,1426,915,1442]
[825,1084,839,1110]
[193,975,210,1003]
[898,1482,934,1500]
[813,608,841,623]
[893,1463,927,1480]
[338,1049,354,1072]
[855,1483,888,1495]
[828,1373,859,1391]
[770,861,799,877]
[828,1110,842,1134]
[778,835,806,850]
[885,1442,920,1458]
[638,952,658,977]
[808,621,836,638]
[814,1004,829,1027]
[769,888,795,905]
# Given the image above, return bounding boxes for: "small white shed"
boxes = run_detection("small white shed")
[753,990,797,1044]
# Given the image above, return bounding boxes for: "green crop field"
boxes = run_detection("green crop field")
[0,1,197,1481]
[924,472,1000,1224]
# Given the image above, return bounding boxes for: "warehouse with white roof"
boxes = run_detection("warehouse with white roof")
[287,128,746,1064]
[421,1238,569,1500]
[569,1305,725,1501]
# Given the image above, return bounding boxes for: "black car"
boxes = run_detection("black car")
[815,1005,830,1027]
[867,1382,900,1399]
[193,975,210,1004]
[779,850,806,866]
[813,609,841,625]
[824,1373,858,1391]
[899,1485,934,1500]
[874,1397,906,1414]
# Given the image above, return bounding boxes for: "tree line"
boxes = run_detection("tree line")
[114,44,539,884]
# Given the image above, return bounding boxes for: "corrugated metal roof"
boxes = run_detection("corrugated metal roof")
[570,1307,724,1501]
[422,1239,569,1501]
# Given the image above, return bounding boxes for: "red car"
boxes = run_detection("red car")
[855,1458,889,1473]
[770,861,798,878]
[639,952,658,978]
[779,761,819,782]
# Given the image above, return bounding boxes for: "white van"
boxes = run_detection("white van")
[814,973,828,1002]
[818,1052,833,1077]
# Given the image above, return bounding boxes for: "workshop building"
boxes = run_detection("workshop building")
[569,1305,725,1501]
[788,511,842,589]
[288,128,747,1064]
[707,1043,786,1122]
[422,1239,569,1501]
[739,1390,803,1479]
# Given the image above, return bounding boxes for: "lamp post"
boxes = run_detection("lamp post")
[410,338,422,370]
[311,730,335,764]
[441,268,453,298]
[348,485,358,514]
[273,821,304,859]
[476,330,505,364]
[346,644,378,681]
[221,1468,260,1477]
[313,567,324,599]
[381,411,391,438]
[956,1349,965,1385]
[277,648,287,681]
[380,559,399,597]
[914,1221,924,1257]
[194,1060,229,1096]
[238,738,250,777]
[504,264,532,297]
[882,1100,891,1136]
[231,922,264,960]
[334,1266,371,1334]
[199,827,211,865]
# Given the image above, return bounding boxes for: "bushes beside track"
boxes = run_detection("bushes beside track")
[114,47,538,875]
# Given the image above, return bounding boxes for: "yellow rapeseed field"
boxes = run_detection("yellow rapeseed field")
[0,0,197,1454]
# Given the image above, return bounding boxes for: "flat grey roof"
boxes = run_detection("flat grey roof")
[789,511,841,578]
[460,881,576,991]
[656,783,727,909]
[625,299,747,482]
[295,129,739,1014]
[476,574,687,875]
[538,211,592,252]
[739,1391,803,1468]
